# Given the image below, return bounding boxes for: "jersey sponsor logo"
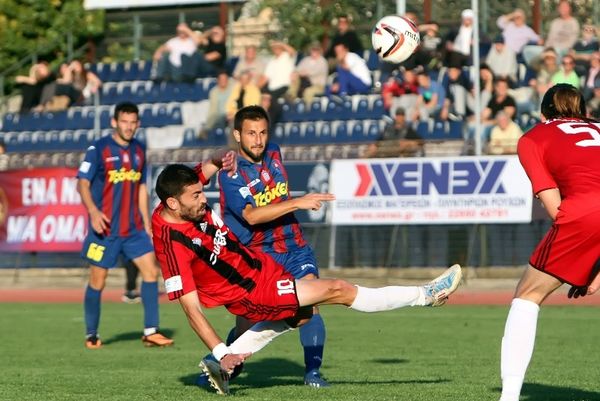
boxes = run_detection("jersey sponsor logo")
[165,275,183,293]
[261,170,271,182]
[253,182,288,206]
[248,178,261,188]
[79,161,91,174]
[192,237,202,246]
[123,153,130,164]
[300,263,315,271]
[209,228,228,265]
[107,168,142,184]
[105,156,120,162]
[239,186,252,199]
[354,160,506,196]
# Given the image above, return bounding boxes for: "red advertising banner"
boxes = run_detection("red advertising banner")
[0,168,87,252]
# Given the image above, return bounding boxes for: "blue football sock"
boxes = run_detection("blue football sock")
[300,313,326,373]
[84,285,102,336]
[225,326,238,346]
[141,281,159,329]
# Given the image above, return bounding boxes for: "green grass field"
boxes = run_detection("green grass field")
[1,303,599,401]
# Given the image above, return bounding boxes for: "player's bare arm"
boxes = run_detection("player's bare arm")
[178,291,250,371]
[201,148,237,179]
[77,178,110,234]
[536,188,561,220]
[138,183,152,235]
[242,193,336,225]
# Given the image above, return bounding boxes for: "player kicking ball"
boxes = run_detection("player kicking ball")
[151,163,462,395]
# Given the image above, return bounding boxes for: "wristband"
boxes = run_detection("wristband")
[212,342,231,361]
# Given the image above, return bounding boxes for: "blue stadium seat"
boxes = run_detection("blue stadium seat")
[335,120,348,139]
[317,121,333,143]
[182,128,200,147]
[136,127,147,143]
[167,104,183,125]
[321,99,339,121]
[306,99,323,120]
[187,82,206,102]
[141,106,155,127]
[154,104,169,127]
[350,120,367,141]
[366,120,381,140]
[371,97,385,119]
[304,121,317,143]
[2,113,19,131]
[110,62,126,82]
[58,130,76,150]
[212,127,228,146]
[286,122,304,145]
[138,60,153,80]
[16,131,33,152]
[354,96,370,119]
[273,123,286,142]
[365,50,380,71]
[340,97,353,119]
[94,62,111,82]
[417,121,430,139]
[448,121,464,139]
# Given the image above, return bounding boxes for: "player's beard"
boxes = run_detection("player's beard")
[180,202,207,223]
[241,142,265,163]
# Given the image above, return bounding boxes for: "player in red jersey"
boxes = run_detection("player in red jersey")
[152,163,463,395]
[499,83,600,401]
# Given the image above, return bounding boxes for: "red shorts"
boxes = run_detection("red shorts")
[225,256,299,321]
[530,210,600,286]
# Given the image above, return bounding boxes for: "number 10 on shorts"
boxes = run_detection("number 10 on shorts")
[277,279,294,295]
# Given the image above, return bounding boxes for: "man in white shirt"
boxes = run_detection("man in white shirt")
[153,23,202,82]
[258,41,296,101]
[330,42,372,96]
[444,9,474,67]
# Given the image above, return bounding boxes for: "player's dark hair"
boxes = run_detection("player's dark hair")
[114,102,139,120]
[233,105,270,132]
[155,164,199,205]
[541,83,586,120]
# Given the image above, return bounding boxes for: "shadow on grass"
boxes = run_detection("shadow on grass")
[102,328,176,345]
[371,358,409,364]
[180,357,448,395]
[492,383,600,401]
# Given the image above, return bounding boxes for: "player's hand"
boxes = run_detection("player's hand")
[221,150,237,177]
[220,352,251,374]
[568,285,588,299]
[586,271,600,295]
[89,209,110,234]
[295,193,336,211]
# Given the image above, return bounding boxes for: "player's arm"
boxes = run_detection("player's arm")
[77,178,110,234]
[242,192,336,225]
[536,188,561,221]
[178,291,250,371]
[198,148,237,180]
[138,183,152,235]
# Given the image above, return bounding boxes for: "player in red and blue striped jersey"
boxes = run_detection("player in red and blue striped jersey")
[216,105,335,387]
[77,102,173,349]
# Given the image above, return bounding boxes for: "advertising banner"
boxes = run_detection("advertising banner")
[330,156,533,225]
[0,168,87,252]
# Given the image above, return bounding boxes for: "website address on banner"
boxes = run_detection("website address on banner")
[350,208,511,221]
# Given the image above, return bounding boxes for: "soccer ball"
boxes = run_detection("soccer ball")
[371,15,420,64]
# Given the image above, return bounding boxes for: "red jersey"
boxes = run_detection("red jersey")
[518,119,600,223]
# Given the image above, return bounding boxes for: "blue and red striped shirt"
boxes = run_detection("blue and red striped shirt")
[77,134,147,237]
[218,142,307,254]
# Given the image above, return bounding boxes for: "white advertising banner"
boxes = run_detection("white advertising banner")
[329,156,533,225]
[84,0,241,10]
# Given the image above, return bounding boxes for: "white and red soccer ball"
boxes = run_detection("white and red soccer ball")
[371,15,420,64]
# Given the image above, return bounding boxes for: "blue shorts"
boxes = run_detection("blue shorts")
[81,230,154,269]
[267,246,319,279]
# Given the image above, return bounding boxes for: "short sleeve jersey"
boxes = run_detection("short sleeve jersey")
[218,142,307,254]
[77,135,147,237]
[518,118,600,222]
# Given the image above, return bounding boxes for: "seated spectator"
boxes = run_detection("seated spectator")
[226,70,261,121]
[260,93,282,127]
[481,78,517,125]
[364,108,423,158]
[551,55,580,87]
[588,86,600,118]
[486,35,518,85]
[204,70,234,132]
[258,40,296,101]
[68,60,102,105]
[15,61,56,113]
[325,14,363,62]
[443,9,475,67]
[289,42,328,105]
[441,64,472,121]
[329,42,372,96]
[0,140,7,171]
[418,21,443,70]
[487,111,523,155]
[409,69,445,122]
[570,24,599,75]
[153,23,202,82]
[232,45,265,84]
[195,26,227,77]
[382,67,420,112]
[529,47,560,104]
[582,52,600,100]
[496,9,542,56]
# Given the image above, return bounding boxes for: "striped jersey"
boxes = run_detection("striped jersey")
[77,134,146,237]
[218,142,307,253]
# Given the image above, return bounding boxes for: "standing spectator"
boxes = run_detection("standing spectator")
[77,102,173,349]
[195,26,227,77]
[258,41,296,102]
[232,45,265,85]
[325,14,363,60]
[487,111,523,155]
[409,69,445,122]
[69,60,102,105]
[15,61,56,113]
[496,9,542,56]
[486,35,518,85]
[582,52,600,100]
[329,42,372,96]
[153,23,202,82]
[364,107,423,158]
[226,70,262,121]
[204,70,234,132]
[290,42,328,104]
[444,9,475,67]
[551,55,580,88]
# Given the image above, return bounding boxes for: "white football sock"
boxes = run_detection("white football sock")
[228,320,293,354]
[500,298,540,401]
[349,285,426,312]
